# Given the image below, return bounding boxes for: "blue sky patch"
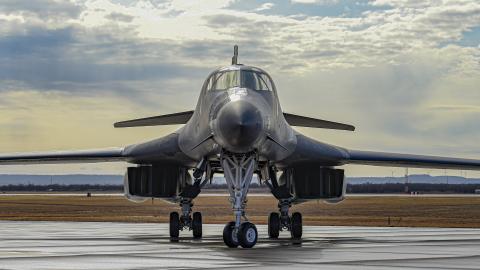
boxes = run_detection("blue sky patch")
[457,26,480,47]
[227,0,392,18]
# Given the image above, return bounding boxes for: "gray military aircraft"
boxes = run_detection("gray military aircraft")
[1,46,480,248]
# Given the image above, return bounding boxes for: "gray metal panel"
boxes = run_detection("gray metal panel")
[0,148,125,165]
[277,135,480,171]
[283,113,355,131]
[0,133,194,166]
[124,133,196,166]
[276,134,349,168]
[344,150,480,170]
[114,110,194,128]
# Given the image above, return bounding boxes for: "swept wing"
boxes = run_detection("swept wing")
[344,149,480,170]
[280,134,480,170]
[283,113,355,131]
[0,148,125,165]
[114,111,194,128]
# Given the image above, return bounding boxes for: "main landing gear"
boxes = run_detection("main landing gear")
[267,199,302,239]
[169,198,203,238]
[169,161,209,239]
[263,165,303,240]
[221,152,259,248]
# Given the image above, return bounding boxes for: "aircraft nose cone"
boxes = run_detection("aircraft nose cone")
[216,101,263,151]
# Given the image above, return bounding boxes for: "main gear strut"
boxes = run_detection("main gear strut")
[169,159,209,239]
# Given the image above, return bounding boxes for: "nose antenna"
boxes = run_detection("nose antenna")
[231,45,238,65]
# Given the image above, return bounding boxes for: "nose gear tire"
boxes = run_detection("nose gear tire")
[238,222,258,248]
[223,221,239,248]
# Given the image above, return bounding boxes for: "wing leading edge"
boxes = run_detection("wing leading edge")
[344,149,480,170]
[114,110,194,128]
[283,113,355,131]
[0,148,125,165]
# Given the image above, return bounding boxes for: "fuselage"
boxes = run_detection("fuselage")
[178,65,297,162]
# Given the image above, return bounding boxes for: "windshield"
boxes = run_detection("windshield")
[207,71,240,90]
[207,70,273,91]
[241,71,272,91]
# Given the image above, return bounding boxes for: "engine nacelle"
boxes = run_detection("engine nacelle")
[124,164,191,203]
[280,164,346,203]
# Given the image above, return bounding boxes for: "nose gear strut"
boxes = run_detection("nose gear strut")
[221,151,258,248]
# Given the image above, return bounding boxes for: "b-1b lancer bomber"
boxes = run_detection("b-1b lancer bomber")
[2,46,480,248]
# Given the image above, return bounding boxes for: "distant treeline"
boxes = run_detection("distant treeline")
[0,184,123,192]
[347,183,480,194]
[1,183,480,193]
[0,183,264,192]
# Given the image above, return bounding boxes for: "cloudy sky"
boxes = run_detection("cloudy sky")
[0,0,479,177]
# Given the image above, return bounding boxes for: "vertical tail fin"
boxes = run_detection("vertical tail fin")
[231,45,238,65]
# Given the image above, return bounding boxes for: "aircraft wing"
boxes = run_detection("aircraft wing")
[0,148,125,165]
[114,110,194,128]
[344,150,480,170]
[283,113,355,131]
[278,134,480,171]
[0,133,194,166]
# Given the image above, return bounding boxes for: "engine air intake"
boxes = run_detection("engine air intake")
[281,165,345,201]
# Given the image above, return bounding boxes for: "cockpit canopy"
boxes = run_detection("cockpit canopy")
[206,69,274,91]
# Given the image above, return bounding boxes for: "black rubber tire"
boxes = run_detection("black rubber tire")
[290,212,302,239]
[238,222,258,248]
[169,212,180,238]
[268,212,280,239]
[222,221,239,248]
[192,212,202,238]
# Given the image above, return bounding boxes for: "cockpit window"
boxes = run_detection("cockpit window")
[207,70,274,91]
[242,71,272,91]
[208,71,240,90]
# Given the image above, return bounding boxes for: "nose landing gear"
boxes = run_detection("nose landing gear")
[221,152,258,248]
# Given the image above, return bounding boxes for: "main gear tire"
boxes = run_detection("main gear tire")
[268,212,280,239]
[169,212,180,238]
[192,212,202,238]
[290,212,302,239]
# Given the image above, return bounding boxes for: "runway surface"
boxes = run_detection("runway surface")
[1,221,480,270]
[1,192,479,197]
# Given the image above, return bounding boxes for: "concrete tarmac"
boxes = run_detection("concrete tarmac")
[1,221,479,269]
[1,193,479,197]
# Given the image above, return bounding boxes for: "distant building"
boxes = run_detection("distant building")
[475,189,480,194]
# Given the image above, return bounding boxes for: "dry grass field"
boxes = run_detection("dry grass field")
[1,195,480,228]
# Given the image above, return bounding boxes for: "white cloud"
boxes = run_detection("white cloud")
[255,2,275,11]
[290,0,339,4]
[5,0,476,72]
[1,0,480,176]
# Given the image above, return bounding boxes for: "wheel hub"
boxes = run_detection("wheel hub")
[245,227,256,243]
[231,230,238,243]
